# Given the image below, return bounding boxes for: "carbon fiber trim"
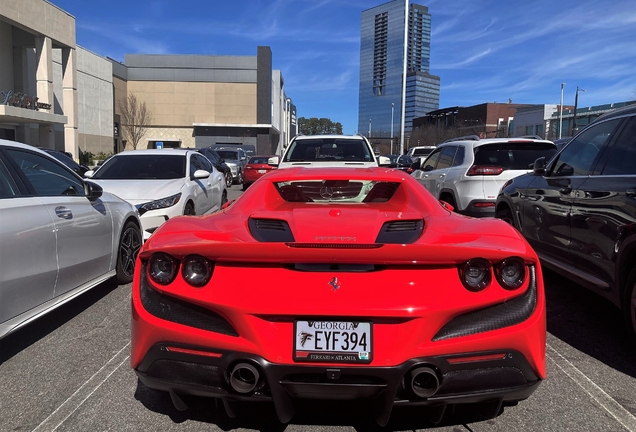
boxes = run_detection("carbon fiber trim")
[375,219,424,244]
[432,266,537,341]
[248,218,295,242]
[140,264,239,336]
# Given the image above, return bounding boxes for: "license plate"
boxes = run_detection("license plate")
[258,169,266,174]
[294,320,372,363]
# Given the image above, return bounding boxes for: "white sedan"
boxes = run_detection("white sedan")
[85,149,227,241]
[0,140,142,340]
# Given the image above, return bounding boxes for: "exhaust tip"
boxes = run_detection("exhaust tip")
[229,363,260,394]
[409,366,439,398]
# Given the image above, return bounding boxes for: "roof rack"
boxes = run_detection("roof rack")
[443,135,480,143]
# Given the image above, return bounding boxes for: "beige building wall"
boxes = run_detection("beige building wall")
[127,81,257,127]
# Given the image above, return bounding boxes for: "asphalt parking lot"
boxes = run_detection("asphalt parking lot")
[1,185,635,432]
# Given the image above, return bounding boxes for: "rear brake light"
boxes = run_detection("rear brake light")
[467,165,504,176]
[474,202,495,208]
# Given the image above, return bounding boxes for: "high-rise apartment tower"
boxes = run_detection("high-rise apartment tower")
[358,1,440,143]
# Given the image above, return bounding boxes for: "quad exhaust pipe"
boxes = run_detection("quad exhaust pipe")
[408,366,440,398]
[229,363,261,394]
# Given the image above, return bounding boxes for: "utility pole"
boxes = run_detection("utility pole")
[559,83,565,139]
[572,86,586,135]
[399,0,409,155]
[390,103,395,154]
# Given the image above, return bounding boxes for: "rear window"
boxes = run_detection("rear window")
[473,143,557,170]
[412,147,435,157]
[92,154,186,179]
[283,138,373,162]
[275,180,399,203]
[249,157,271,164]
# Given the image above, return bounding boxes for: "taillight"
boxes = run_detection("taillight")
[182,255,213,287]
[459,258,492,291]
[148,253,179,285]
[467,165,504,176]
[496,257,526,290]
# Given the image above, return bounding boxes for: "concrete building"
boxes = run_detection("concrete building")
[358,0,440,139]
[512,104,563,139]
[110,48,293,156]
[1,0,295,161]
[549,101,636,139]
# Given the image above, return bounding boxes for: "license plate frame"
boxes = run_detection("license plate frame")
[293,320,372,363]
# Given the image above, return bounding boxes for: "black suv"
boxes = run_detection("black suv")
[198,147,233,188]
[495,104,636,340]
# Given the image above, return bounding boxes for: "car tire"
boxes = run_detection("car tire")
[115,221,142,284]
[623,267,636,343]
[225,172,233,188]
[242,182,250,191]
[234,170,244,185]
[184,202,195,216]
[496,207,516,228]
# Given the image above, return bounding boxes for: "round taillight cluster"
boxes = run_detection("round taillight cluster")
[459,257,526,292]
[148,253,213,287]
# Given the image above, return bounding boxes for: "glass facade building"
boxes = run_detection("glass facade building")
[358,1,440,138]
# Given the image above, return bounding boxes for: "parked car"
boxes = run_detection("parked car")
[212,147,248,185]
[268,134,390,169]
[495,103,636,341]
[411,137,558,217]
[39,147,90,176]
[383,154,413,172]
[131,167,545,426]
[197,147,233,188]
[405,145,437,159]
[242,155,276,190]
[85,149,227,241]
[0,139,142,340]
[211,143,257,158]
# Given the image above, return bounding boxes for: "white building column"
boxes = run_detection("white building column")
[36,36,54,148]
[62,47,78,160]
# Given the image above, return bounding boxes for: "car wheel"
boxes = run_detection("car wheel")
[225,172,233,188]
[184,202,195,216]
[624,267,636,342]
[242,182,250,191]
[496,207,516,228]
[235,170,244,185]
[116,221,142,284]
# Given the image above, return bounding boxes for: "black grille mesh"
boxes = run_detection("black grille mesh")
[432,266,537,341]
[140,264,238,336]
[249,218,295,242]
[375,219,424,244]
[146,360,224,388]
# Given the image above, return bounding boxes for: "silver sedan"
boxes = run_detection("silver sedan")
[0,140,142,339]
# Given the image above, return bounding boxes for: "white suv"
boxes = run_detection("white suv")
[405,145,437,159]
[411,137,557,217]
[269,134,390,169]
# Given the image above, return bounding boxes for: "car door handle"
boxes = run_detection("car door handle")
[627,189,636,197]
[55,206,73,219]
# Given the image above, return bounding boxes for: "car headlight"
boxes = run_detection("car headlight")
[182,255,213,287]
[459,258,492,291]
[496,257,526,290]
[136,193,182,215]
[148,253,179,285]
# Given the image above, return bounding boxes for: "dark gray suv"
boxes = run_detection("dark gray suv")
[495,103,636,341]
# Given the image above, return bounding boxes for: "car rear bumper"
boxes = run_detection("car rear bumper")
[459,200,497,218]
[135,343,541,425]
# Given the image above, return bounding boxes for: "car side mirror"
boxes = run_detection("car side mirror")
[377,156,391,167]
[222,199,235,209]
[193,169,210,179]
[440,200,454,212]
[410,159,421,171]
[84,170,95,178]
[84,180,103,201]
[533,157,546,175]
[268,156,280,167]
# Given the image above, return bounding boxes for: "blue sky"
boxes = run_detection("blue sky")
[51,0,636,134]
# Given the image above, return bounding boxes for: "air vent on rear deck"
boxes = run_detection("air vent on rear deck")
[249,218,295,242]
[375,219,424,244]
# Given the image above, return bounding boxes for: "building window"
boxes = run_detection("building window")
[525,125,534,135]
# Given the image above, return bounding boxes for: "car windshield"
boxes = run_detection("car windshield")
[92,154,186,179]
[283,138,373,162]
[275,180,399,203]
[216,150,239,160]
[474,143,557,170]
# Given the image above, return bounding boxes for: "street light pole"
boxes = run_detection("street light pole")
[572,86,586,135]
[559,83,565,139]
[368,119,372,138]
[390,103,395,154]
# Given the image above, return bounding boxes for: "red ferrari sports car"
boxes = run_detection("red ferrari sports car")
[131,167,546,426]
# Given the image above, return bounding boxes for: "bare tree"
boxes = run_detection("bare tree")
[118,93,152,150]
